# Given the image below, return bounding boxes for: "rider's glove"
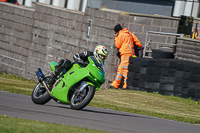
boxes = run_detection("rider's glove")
[73,53,84,64]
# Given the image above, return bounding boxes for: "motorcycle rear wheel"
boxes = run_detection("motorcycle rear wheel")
[70,85,95,110]
[31,82,51,105]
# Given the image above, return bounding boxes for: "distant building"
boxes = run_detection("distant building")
[101,0,200,18]
[17,0,200,18]
[18,0,88,12]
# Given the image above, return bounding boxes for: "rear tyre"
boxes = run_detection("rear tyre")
[70,85,95,110]
[31,82,51,105]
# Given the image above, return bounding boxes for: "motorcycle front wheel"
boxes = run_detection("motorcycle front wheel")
[70,85,95,110]
[31,82,51,105]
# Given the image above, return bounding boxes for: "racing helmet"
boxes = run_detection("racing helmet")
[94,45,109,62]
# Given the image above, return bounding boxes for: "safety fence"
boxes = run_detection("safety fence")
[127,57,200,100]
[143,31,183,58]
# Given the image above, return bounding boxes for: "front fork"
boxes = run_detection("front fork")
[79,81,88,92]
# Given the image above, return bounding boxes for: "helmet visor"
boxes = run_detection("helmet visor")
[98,54,107,61]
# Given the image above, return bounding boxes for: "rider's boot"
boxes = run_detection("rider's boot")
[46,59,72,87]
[46,73,57,87]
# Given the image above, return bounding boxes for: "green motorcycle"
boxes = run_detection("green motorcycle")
[31,56,105,110]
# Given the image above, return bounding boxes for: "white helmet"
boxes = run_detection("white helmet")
[93,45,109,62]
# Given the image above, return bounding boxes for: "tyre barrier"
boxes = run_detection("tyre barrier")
[152,49,174,59]
[127,57,200,100]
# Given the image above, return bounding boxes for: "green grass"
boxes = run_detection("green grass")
[0,72,200,125]
[0,73,34,95]
[0,115,108,133]
[90,89,200,124]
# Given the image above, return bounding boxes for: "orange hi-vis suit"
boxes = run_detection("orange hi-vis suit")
[111,28,142,88]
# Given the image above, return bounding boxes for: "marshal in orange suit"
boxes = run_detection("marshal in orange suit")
[111,24,142,89]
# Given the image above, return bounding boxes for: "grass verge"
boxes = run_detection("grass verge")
[0,72,200,124]
[0,115,108,133]
[90,89,200,124]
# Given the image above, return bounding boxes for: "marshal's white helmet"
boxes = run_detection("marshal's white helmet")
[93,45,109,62]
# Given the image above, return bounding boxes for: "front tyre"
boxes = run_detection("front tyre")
[70,85,95,110]
[31,82,51,105]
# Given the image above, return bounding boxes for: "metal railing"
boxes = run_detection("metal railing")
[143,31,184,58]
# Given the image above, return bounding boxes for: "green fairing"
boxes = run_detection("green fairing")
[49,57,105,104]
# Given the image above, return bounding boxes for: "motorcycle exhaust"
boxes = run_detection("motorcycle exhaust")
[35,68,45,82]
[35,68,58,101]
[41,80,58,101]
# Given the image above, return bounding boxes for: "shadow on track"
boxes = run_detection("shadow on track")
[45,103,153,120]
[82,108,154,120]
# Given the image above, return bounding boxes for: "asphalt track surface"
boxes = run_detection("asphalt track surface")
[0,90,200,133]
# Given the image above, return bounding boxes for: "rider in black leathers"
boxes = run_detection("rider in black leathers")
[47,45,109,87]
[47,51,94,86]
